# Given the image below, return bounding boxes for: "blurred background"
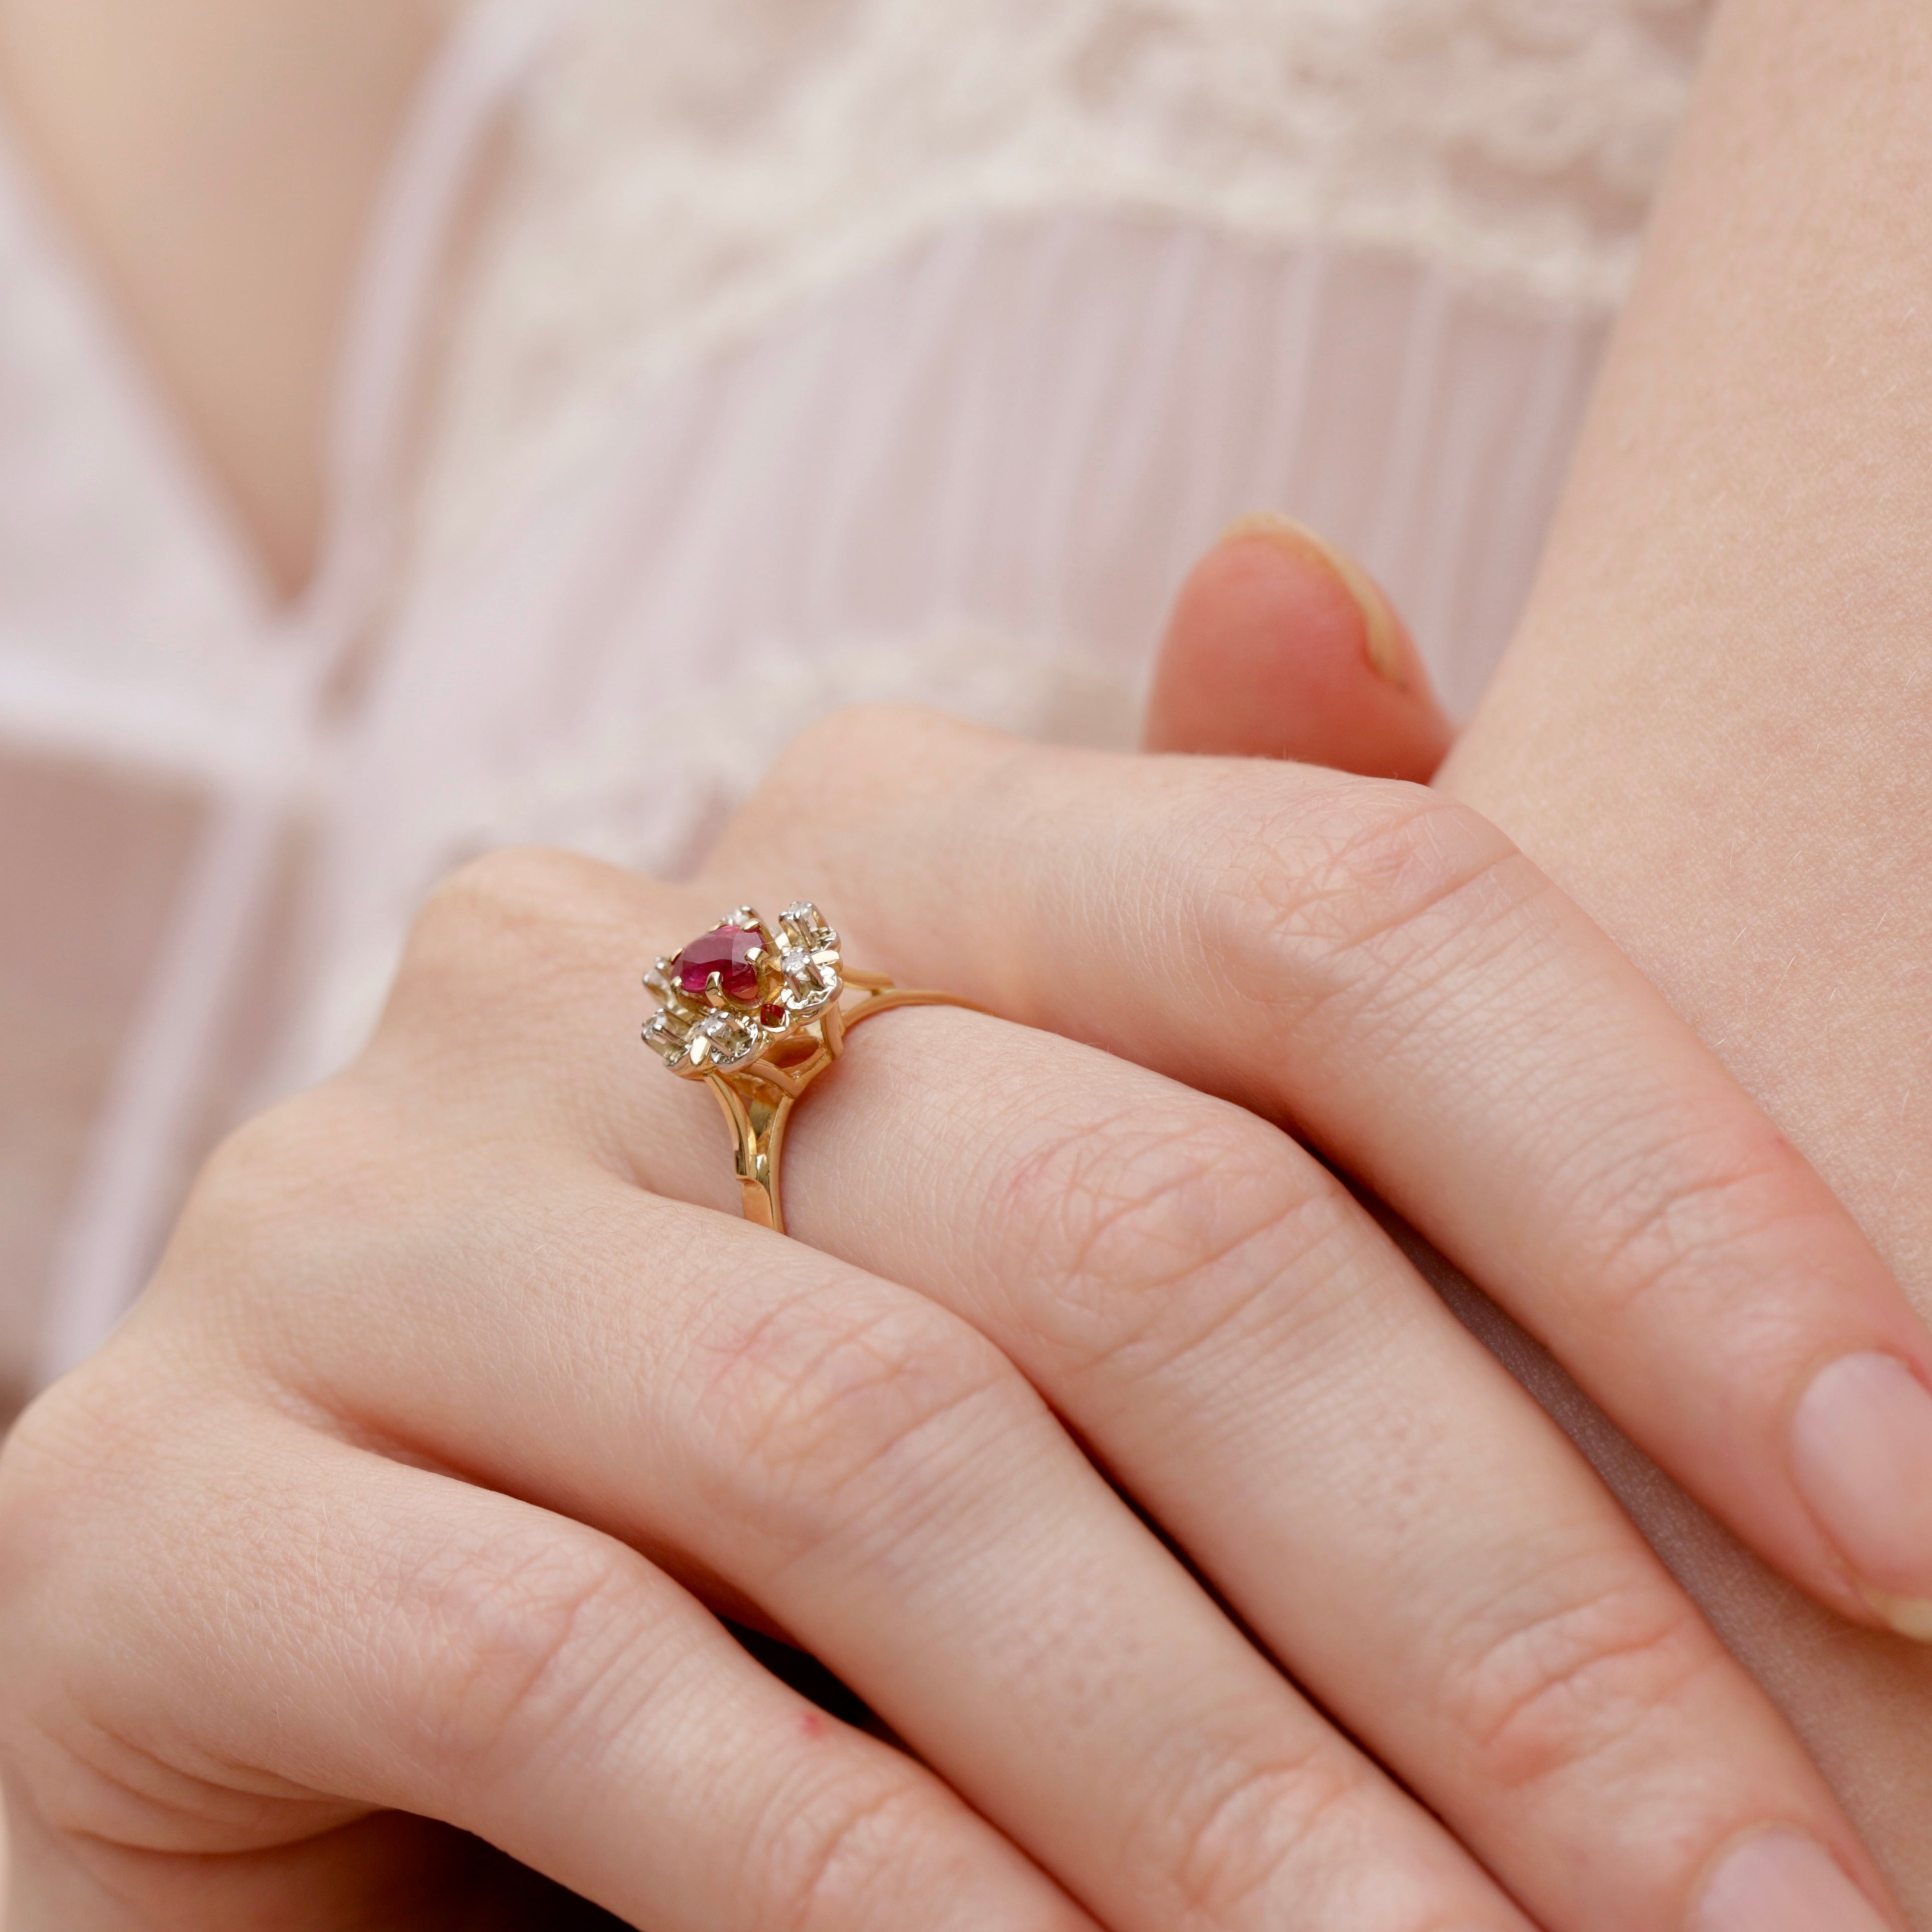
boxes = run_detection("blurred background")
[0,0,1709,1422]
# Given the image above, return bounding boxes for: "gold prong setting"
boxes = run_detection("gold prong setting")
[643,902,844,1079]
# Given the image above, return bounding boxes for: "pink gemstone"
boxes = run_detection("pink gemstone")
[674,925,762,1004]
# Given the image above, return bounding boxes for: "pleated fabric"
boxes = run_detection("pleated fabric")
[0,6,1618,1380]
[300,213,1605,1089]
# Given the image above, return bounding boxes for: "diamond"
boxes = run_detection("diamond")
[694,1010,760,1071]
[641,1014,686,1066]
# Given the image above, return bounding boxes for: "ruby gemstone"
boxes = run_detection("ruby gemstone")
[674,926,763,1004]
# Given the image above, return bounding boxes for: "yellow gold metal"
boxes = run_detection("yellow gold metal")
[641,901,975,1235]
[703,986,975,1233]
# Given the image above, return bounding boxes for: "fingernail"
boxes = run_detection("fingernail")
[1789,1352,1932,1639]
[1217,511,1408,688]
[1694,1832,1891,1932]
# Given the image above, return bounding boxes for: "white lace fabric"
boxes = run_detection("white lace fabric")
[419,0,1704,572]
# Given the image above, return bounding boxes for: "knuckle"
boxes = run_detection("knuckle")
[393,845,637,1029]
[0,1371,199,1729]
[1560,1112,1821,1328]
[750,1764,1089,1932]
[771,702,916,772]
[694,1286,1034,1564]
[403,1522,640,1788]
[987,1096,1350,1389]
[752,1768,937,1932]
[727,704,1003,867]
[1211,776,1537,1025]
[1149,1742,1372,1921]
[745,705,905,817]
[1437,1559,1717,1794]
[415,845,607,945]
[169,1085,400,1289]
[764,703,986,794]
[183,1095,335,1228]
[0,1370,146,1506]
[0,1382,108,1593]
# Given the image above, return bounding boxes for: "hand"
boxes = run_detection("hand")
[6,864,1577,1932]
[716,699,1932,1651]
[1,664,1912,1932]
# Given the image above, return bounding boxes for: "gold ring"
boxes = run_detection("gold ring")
[642,901,973,1234]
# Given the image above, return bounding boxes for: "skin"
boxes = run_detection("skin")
[0,0,1924,1917]
[0,744,1915,1929]
[1157,0,1932,1903]
[1435,0,1932,1905]
[0,0,446,592]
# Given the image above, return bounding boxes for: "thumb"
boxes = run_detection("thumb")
[1142,513,1454,781]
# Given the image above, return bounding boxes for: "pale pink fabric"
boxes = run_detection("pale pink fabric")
[3,0,561,1384]
[0,0,1660,1389]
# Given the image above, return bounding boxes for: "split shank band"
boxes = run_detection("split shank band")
[642,901,971,1234]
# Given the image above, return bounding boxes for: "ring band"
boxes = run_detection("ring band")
[642,901,973,1233]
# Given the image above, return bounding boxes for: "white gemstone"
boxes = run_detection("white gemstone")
[697,1012,760,1068]
[642,1015,687,1067]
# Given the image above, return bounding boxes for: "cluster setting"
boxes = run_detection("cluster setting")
[643,902,843,1078]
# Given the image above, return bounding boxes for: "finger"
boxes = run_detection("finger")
[619,997,1901,1932]
[705,710,1932,1642]
[232,1119,1538,1921]
[375,851,1899,1930]
[0,1381,1097,1932]
[1143,514,1453,779]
